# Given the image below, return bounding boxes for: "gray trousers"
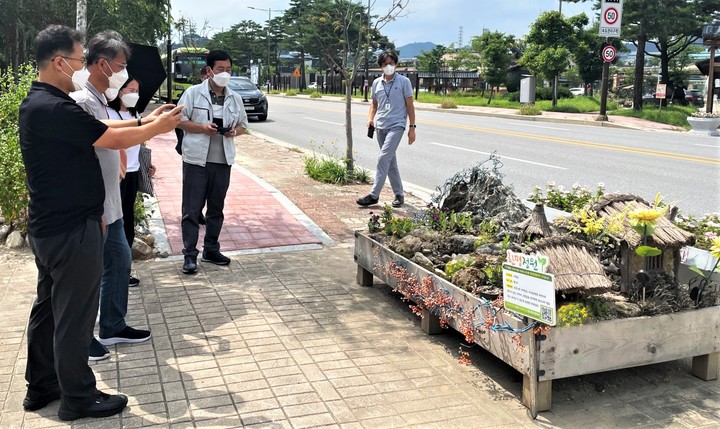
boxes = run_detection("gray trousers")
[182,161,231,258]
[370,127,404,198]
[26,218,102,411]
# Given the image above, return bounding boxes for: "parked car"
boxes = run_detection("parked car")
[569,87,584,96]
[227,77,268,121]
[684,89,705,107]
[307,82,318,90]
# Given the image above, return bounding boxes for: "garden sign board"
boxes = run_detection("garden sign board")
[503,251,557,326]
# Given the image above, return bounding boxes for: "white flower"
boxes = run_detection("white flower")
[597,182,605,188]
[547,180,556,187]
[572,182,581,189]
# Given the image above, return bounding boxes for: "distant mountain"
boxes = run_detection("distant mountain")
[396,42,437,59]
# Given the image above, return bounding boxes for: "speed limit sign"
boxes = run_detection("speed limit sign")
[602,45,617,63]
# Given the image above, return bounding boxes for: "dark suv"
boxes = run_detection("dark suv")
[228,77,268,121]
[684,89,705,107]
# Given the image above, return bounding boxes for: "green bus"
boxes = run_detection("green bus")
[158,47,209,102]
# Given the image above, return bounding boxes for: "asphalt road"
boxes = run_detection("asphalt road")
[249,95,720,216]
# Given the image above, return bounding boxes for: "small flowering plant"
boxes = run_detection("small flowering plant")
[528,181,606,212]
[673,212,720,252]
[628,193,668,257]
[690,111,720,118]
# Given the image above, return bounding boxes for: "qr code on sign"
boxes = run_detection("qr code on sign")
[540,305,553,323]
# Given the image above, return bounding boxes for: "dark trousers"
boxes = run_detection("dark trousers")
[181,161,231,258]
[119,170,139,248]
[26,218,102,410]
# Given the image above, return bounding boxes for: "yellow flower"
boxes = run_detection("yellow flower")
[711,237,720,259]
[628,207,667,227]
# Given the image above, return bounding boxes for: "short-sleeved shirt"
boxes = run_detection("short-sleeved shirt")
[71,83,123,225]
[20,81,108,237]
[371,73,413,130]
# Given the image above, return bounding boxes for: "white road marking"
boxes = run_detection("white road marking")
[694,144,719,148]
[429,142,567,170]
[303,117,344,126]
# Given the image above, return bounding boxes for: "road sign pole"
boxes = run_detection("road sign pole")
[598,40,610,121]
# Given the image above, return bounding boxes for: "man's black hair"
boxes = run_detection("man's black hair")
[377,51,399,67]
[86,30,131,65]
[35,25,84,67]
[207,50,232,69]
[107,74,141,116]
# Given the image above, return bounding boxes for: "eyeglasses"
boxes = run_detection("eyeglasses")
[60,56,86,66]
[101,58,127,71]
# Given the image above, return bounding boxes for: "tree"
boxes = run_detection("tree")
[280,0,316,90]
[520,11,579,106]
[1,0,171,73]
[471,31,514,103]
[307,0,409,175]
[623,0,717,109]
[207,21,265,72]
[416,44,446,94]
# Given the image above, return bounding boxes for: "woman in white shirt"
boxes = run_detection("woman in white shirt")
[108,76,154,287]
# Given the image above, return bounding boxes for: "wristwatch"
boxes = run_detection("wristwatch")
[408,124,416,128]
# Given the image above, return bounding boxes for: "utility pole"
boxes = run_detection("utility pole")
[249,6,283,92]
[363,0,370,102]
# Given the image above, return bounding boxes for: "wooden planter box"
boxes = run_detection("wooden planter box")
[354,231,720,416]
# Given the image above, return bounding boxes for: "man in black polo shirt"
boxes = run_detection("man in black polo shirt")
[19,25,182,421]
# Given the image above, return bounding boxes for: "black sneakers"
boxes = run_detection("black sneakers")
[128,276,140,287]
[356,194,379,206]
[99,326,151,346]
[202,251,231,265]
[89,338,110,361]
[392,194,404,208]
[57,390,128,421]
[23,387,61,411]
[182,255,197,274]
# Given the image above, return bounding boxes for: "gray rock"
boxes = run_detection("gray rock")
[608,301,643,318]
[449,235,479,254]
[0,225,10,242]
[143,234,155,246]
[6,231,25,248]
[394,235,424,258]
[132,238,154,260]
[411,252,434,271]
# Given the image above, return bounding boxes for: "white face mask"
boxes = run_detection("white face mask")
[383,64,396,76]
[212,71,231,87]
[62,58,90,91]
[105,88,119,101]
[120,92,139,108]
[103,61,129,90]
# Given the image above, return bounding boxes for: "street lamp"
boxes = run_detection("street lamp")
[248,6,284,92]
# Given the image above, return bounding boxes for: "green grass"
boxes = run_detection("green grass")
[518,104,541,115]
[536,96,618,113]
[608,105,695,129]
[285,89,298,96]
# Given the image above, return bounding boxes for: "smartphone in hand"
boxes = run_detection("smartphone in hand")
[367,124,375,139]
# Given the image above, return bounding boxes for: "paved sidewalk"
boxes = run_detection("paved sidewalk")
[1,117,719,428]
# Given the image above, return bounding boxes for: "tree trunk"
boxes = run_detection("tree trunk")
[76,0,87,32]
[633,32,646,111]
[345,76,354,174]
[300,49,306,91]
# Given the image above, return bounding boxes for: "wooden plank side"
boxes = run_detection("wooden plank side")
[540,306,720,381]
[355,233,531,374]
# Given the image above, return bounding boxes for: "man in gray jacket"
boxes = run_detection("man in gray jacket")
[177,50,248,274]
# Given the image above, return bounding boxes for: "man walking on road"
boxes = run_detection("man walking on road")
[357,50,416,208]
[177,50,248,274]
[19,24,181,421]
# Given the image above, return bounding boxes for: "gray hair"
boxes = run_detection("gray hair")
[86,30,131,65]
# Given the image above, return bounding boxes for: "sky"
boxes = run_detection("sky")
[170,0,598,48]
